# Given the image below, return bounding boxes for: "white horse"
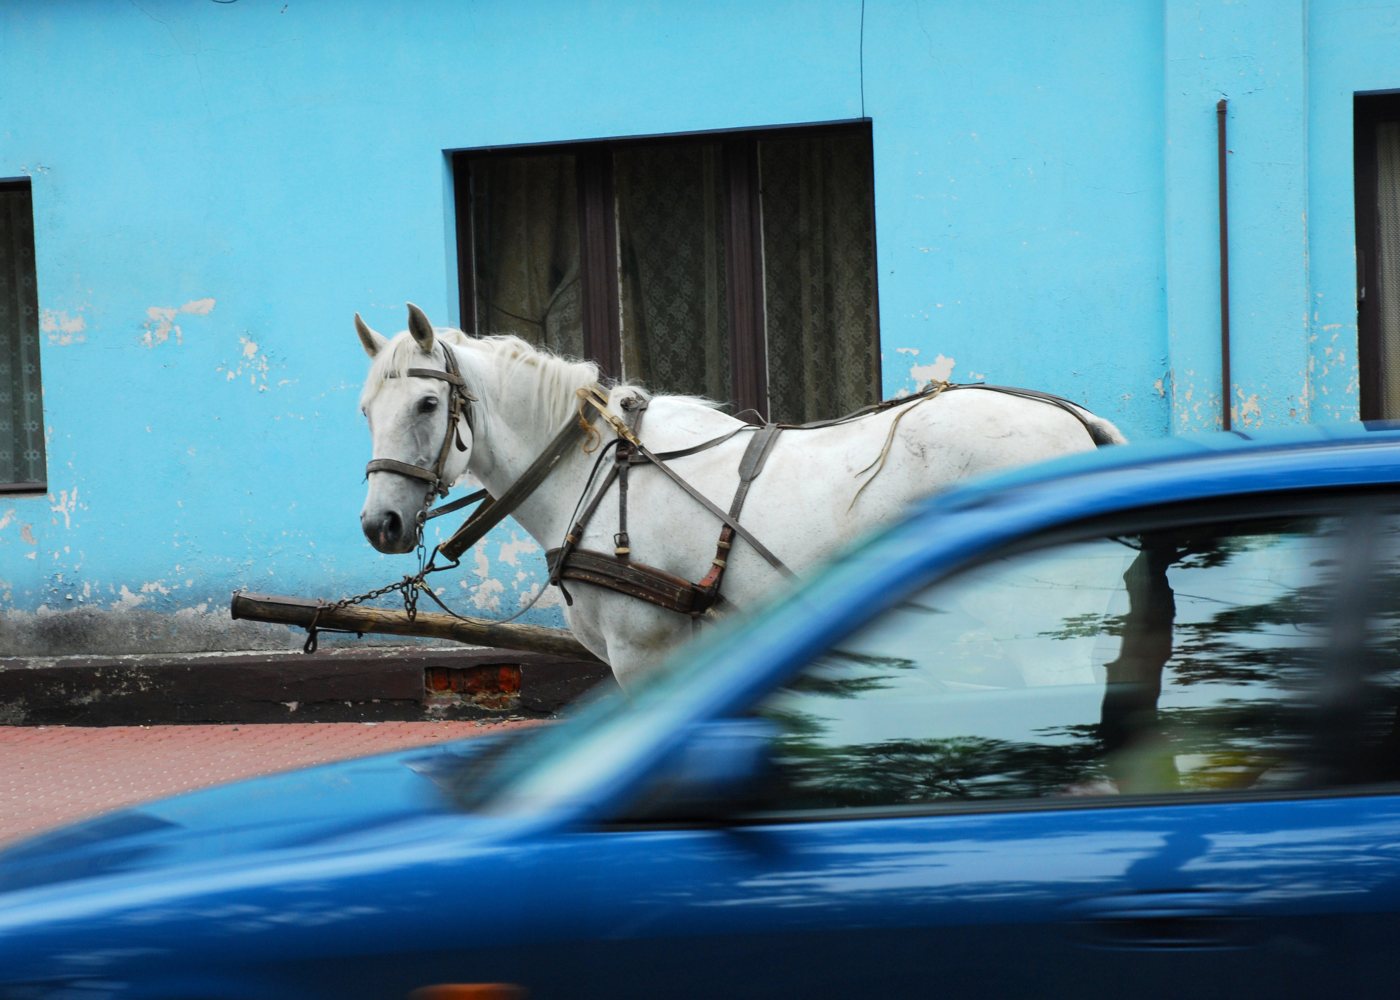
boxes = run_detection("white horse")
[356,304,1125,688]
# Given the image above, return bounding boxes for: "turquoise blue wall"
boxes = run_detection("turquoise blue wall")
[0,1,1392,653]
[866,0,1166,432]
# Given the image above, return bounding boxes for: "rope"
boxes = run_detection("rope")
[847,380,950,512]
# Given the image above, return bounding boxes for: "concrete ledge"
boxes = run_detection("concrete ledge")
[0,647,615,726]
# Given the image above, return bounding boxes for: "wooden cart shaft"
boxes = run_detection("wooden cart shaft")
[230,592,603,663]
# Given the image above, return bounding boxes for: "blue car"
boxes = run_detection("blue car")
[4,426,1400,999]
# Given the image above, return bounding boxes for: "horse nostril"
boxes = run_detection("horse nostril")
[364,511,404,550]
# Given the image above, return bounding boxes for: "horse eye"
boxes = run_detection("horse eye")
[417,396,440,414]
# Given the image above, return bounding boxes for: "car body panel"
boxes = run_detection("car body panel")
[6,428,1400,998]
[576,795,1400,999]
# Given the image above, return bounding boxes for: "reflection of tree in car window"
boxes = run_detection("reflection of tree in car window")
[756,506,1400,814]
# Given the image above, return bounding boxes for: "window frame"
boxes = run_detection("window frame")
[451,121,880,421]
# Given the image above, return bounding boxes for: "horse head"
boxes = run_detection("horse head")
[356,303,475,553]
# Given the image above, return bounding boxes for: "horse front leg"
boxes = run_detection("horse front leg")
[567,589,693,691]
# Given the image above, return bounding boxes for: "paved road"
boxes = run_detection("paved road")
[0,720,541,849]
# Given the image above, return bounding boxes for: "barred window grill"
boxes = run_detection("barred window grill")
[0,180,46,492]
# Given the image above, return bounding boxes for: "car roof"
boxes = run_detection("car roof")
[917,422,1400,519]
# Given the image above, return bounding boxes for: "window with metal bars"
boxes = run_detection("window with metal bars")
[453,123,880,424]
[0,179,46,493]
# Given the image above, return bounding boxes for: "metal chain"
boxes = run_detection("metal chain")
[302,480,444,652]
[312,388,613,648]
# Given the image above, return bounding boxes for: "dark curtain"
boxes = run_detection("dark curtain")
[614,143,731,401]
[759,132,880,424]
[463,131,880,425]
[470,154,584,359]
[1378,123,1400,418]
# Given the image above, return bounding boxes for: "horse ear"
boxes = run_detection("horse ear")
[354,313,387,358]
[406,302,435,354]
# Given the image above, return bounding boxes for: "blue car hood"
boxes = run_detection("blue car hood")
[0,736,502,898]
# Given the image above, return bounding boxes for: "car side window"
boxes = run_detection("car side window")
[755,506,1400,812]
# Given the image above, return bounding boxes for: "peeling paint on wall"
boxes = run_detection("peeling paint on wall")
[457,547,505,612]
[1233,390,1263,429]
[470,578,506,612]
[140,298,217,348]
[497,534,539,566]
[113,586,147,610]
[531,585,562,610]
[40,309,86,346]
[217,335,272,390]
[49,488,79,530]
[909,355,955,385]
[1170,369,1226,433]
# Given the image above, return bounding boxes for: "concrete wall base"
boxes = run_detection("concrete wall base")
[0,646,614,726]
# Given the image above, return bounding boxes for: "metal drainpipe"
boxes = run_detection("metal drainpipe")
[1217,99,1232,431]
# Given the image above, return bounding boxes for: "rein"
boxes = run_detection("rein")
[436,404,595,561]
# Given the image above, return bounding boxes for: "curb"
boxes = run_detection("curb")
[0,646,614,726]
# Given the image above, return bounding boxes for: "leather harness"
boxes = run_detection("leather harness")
[367,366,1115,622]
[538,379,1114,619]
[545,400,791,618]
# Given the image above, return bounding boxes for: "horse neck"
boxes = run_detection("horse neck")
[457,341,600,545]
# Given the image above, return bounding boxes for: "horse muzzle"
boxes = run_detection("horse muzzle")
[361,509,417,554]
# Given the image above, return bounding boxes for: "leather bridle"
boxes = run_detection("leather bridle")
[364,345,480,537]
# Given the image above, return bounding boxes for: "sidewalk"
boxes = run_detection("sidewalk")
[0,720,540,849]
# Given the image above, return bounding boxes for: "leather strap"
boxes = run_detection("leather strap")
[691,422,784,601]
[730,423,781,520]
[437,413,593,562]
[547,441,622,602]
[547,546,706,616]
[949,383,1109,444]
[642,425,750,462]
[626,434,794,577]
[365,458,439,484]
[613,439,633,560]
[364,347,477,502]
[405,367,470,392]
[424,486,490,521]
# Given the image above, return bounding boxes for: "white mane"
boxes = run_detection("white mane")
[361,330,724,438]
[462,334,605,433]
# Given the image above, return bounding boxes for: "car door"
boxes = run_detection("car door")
[570,494,1400,1000]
